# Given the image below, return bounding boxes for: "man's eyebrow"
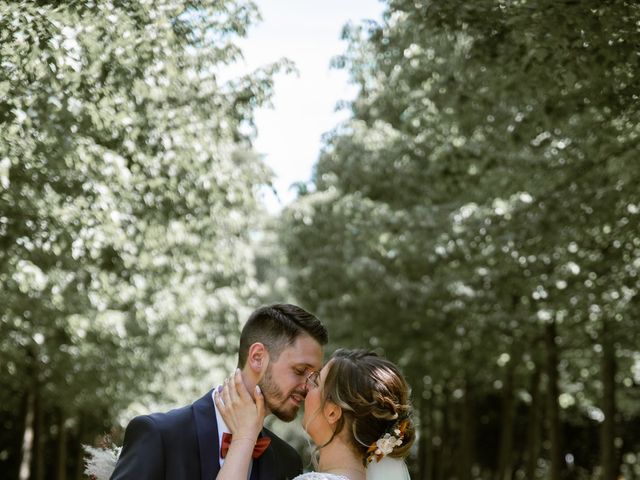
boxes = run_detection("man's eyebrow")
[294,363,318,370]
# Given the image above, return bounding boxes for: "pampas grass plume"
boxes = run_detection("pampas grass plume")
[83,444,120,480]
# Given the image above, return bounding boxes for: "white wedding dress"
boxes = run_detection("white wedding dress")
[294,474,349,480]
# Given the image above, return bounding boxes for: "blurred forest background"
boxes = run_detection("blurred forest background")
[1,1,639,479]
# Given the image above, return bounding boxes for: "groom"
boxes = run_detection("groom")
[110,303,328,480]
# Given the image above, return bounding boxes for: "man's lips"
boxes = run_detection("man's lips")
[289,393,305,405]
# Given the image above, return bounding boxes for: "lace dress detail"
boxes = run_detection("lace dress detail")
[293,473,350,480]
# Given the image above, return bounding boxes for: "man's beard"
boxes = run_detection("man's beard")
[259,364,304,422]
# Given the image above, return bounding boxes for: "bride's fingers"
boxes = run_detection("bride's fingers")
[214,388,226,414]
[234,369,252,401]
[255,385,265,419]
[221,378,233,407]
[227,373,239,404]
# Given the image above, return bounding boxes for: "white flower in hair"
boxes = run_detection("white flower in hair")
[375,433,403,456]
[367,419,409,463]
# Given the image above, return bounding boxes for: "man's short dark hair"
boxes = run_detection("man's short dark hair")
[237,303,328,367]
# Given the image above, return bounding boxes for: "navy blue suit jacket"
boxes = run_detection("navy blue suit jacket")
[110,390,303,480]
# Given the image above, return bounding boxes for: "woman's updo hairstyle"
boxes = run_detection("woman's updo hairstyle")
[321,349,415,463]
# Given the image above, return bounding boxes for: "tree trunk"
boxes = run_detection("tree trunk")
[431,398,443,480]
[418,392,433,480]
[525,363,542,480]
[600,326,618,480]
[33,383,46,480]
[74,415,86,480]
[57,410,68,480]
[496,358,516,480]
[19,389,35,480]
[545,321,563,480]
[425,406,436,480]
[459,381,475,480]
[435,390,449,480]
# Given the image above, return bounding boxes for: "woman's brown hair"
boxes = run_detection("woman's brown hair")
[320,349,415,463]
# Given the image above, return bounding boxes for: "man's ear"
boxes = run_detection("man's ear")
[324,401,343,426]
[247,342,269,375]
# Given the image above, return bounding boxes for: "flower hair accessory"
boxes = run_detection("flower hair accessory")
[366,419,409,464]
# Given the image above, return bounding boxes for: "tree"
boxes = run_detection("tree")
[0,1,283,477]
[282,1,640,478]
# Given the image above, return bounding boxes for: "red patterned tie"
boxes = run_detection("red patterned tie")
[220,432,271,459]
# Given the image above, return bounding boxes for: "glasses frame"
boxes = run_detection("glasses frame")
[304,370,320,390]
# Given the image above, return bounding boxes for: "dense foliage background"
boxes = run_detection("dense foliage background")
[1,0,639,479]
[0,1,287,478]
[283,1,640,479]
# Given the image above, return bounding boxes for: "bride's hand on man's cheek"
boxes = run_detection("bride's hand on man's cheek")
[214,369,265,438]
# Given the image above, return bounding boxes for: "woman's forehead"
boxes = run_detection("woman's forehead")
[320,359,334,378]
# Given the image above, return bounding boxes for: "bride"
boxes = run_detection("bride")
[216,348,414,480]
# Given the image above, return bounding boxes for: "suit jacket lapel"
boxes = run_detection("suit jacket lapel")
[192,389,220,480]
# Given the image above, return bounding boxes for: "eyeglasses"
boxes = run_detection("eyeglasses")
[304,370,320,390]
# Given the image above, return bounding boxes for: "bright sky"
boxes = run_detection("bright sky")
[235,0,385,213]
